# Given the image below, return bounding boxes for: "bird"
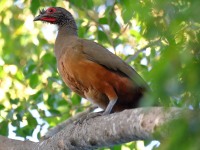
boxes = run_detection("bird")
[34,7,148,115]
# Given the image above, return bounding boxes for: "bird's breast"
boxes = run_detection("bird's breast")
[57,47,89,97]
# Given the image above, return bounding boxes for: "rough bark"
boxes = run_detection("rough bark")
[0,107,183,150]
[0,135,37,150]
[43,105,97,139]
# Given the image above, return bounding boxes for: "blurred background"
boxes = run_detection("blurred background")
[0,0,200,149]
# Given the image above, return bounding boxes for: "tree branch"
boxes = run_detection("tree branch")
[0,107,184,150]
[42,105,97,140]
[0,135,37,150]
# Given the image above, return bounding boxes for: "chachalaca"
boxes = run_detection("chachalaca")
[34,7,148,115]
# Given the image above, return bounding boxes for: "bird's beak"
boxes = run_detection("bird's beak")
[34,14,45,21]
[34,14,56,23]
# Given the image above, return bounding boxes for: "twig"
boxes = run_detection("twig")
[83,8,115,50]
[115,22,130,40]
[125,38,161,63]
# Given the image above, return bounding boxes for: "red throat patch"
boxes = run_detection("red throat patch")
[41,17,56,23]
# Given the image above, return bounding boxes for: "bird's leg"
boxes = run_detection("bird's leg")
[75,87,118,124]
[102,85,118,115]
[80,98,117,121]
[86,98,117,118]
[75,99,117,124]
[102,99,117,115]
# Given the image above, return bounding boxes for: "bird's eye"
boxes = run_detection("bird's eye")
[47,8,56,14]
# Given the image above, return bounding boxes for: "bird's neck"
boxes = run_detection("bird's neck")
[55,24,78,59]
[58,21,78,36]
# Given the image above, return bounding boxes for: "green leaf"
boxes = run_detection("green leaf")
[29,73,39,89]
[113,38,122,46]
[15,70,24,81]
[110,19,120,33]
[41,52,56,64]
[99,17,108,24]
[51,0,57,6]
[15,125,34,138]
[0,104,5,110]
[47,95,55,107]
[27,115,37,127]
[48,109,61,116]
[11,120,20,127]
[112,145,122,150]
[30,91,43,104]
[119,0,135,23]
[15,106,25,121]
[41,53,57,72]
[6,109,14,120]
[23,59,37,78]
[10,98,19,105]
[97,30,109,43]
[57,99,68,107]
[85,0,94,9]
[70,0,83,8]
[70,0,93,9]
[130,29,142,40]
[0,121,9,136]
[16,111,24,122]
[30,0,40,15]
[78,26,87,38]
[71,94,81,105]
[122,9,133,23]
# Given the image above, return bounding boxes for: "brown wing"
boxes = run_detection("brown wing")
[80,39,148,89]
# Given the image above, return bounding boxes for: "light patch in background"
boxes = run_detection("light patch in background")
[0,90,5,101]
[146,48,151,56]
[8,124,24,141]
[26,125,41,142]
[81,98,88,104]
[8,106,50,142]
[25,87,36,95]
[136,141,145,149]
[131,19,141,32]
[97,5,106,16]
[14,0,24,9]
[106,0,115,7]
[0,58,5,66]
[189,105,193,110]
[108,43,135,55]
[107,47,115,54]
[42,25,57,42]
[24,16,34,31]
[1,77,12,91]
[123,44,135,55]
[115,44,135,55]
[29,109,49,141]
[145,141,160,150]
[37,102,51,117]
[141,57,148,66]
[4,65,18,75]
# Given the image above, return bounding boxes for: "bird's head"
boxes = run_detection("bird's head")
[34,7,77,29]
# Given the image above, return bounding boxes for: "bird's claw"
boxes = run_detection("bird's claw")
[74,112,102,125]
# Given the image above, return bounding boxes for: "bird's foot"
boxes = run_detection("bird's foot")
[74,111,103,125]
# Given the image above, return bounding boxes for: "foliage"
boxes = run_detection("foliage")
[0,0,200,149]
